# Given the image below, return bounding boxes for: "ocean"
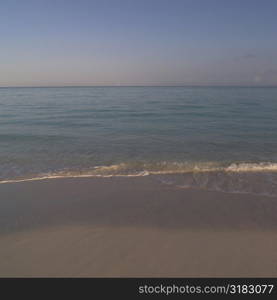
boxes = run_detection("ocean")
[1,86,277,196]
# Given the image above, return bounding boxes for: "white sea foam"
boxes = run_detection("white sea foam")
[225,162,277,172]
[1,161,277,197]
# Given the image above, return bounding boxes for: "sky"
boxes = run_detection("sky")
[1,0,277,86]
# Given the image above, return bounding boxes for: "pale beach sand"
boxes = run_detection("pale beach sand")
[0,176,277,277]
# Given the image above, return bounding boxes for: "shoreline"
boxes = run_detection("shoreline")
[0,176,277,277]
[1,165,277,199]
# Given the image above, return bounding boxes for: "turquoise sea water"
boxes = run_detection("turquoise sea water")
[1,86,277,195]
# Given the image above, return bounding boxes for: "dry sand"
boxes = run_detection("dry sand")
[0,176,277,277]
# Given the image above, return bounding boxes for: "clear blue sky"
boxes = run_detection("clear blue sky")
[1,0,277,86]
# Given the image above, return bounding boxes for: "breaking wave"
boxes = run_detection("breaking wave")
[1,161,277,197]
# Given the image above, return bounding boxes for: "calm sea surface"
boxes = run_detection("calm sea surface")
[1,86,277,195]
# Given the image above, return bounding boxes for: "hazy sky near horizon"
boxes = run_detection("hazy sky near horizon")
[1,0,277,86]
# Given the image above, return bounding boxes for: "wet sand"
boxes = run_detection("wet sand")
[0,176,277,277]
